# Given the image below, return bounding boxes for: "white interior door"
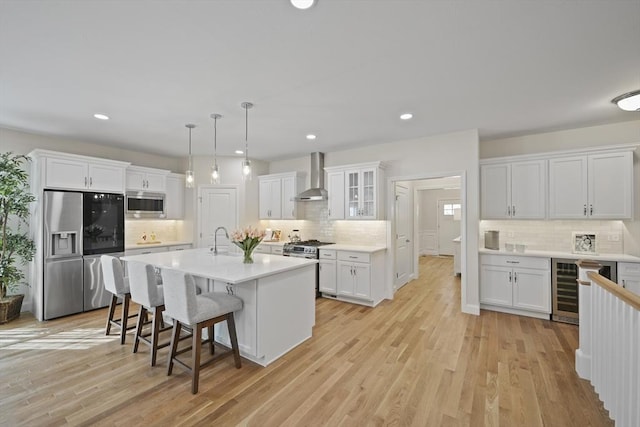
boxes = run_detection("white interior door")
[394,183,411,289]
[197,186,238,251]
[437,199,461,256]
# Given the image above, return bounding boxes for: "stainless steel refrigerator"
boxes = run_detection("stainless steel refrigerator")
[43,190,125,320]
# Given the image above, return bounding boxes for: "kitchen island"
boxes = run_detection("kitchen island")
[121,248,317,366]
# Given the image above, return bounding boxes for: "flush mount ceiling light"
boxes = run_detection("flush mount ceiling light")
[290,0,316,10]
[235,150,243,155]
[93,113,109,120]
[611,90,640,111]
[241,102,254,181]
[185,123,196,188]
[210,113,222,184]
[400,113,413,120]
[306,134,316,140]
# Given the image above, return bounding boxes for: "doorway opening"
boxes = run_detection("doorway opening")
[391,175,463,292]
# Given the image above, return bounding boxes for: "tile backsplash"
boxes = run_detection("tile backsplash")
[125,220,180,244]
[479,220,625,254]
[261,200,388,246]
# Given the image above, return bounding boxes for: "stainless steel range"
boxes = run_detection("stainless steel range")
[282,239,334,259]
[283,240,334,297]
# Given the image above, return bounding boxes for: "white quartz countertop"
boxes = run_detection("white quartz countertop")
[125,240,193,250]
[320,244,387,253]
[479,248,640,263]
[121,248,317,284]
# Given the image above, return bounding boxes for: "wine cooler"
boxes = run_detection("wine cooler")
[552,258,617,324]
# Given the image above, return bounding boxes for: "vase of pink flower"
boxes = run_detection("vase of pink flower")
[230,226,266,264]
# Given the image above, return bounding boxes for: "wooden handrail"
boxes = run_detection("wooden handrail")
[587,271,640,311]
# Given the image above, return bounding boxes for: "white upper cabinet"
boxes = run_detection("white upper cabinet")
[325,162,385,220]
[481,160,546,219]
[549,150,633,219]
[258,172,304,220]
[35,150,128,193]
[259,177,282,219]
[327,171,345,220]
[126,166,168,193]
[165,173,185,219]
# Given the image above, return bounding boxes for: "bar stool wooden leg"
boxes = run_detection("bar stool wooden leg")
[167,321,181,376]
[208,325,215,355]
[105,294,118,336]
[150,306,162,366]
[191,324,203,394]
[227,314,241,369]
[132,306,147,354]
[120,294,131,345]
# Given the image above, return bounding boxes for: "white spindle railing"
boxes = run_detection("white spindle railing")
[576,261,640,427]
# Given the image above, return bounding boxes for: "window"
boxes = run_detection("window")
[443,203,461,216]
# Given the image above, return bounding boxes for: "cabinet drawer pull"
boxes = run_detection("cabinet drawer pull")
[622,279,626,288]
[349,256,358,259]
[514,272,517,283]
[590,204,593,215]
[584,204,587,216]
[509,272,512,282]
[506,260,520,264]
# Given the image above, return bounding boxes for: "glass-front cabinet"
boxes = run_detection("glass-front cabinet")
[326,162,384,220]
[346,167,376,219]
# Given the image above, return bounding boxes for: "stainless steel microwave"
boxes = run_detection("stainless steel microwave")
[125,191,166,218]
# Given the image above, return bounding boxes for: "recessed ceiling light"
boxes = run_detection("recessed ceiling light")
[400,113,413,120]
[93,113,109,120]
[291,0,315,10]
[611,90,640,111]
[235,150,244,155]
[306,134,316,140]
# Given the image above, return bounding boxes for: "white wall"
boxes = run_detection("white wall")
[480,120,640,159]
[0,127,181,171]
[480,119,640,256]
[268,129,481,315]
[186,155,268,241]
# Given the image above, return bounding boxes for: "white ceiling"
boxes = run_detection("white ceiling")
[1,1,638,161]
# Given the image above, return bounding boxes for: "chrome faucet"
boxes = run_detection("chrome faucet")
[213,226,229,255]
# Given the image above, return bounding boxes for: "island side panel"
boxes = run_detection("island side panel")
[257,264,316,366]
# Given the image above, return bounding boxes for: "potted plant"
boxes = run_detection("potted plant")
[0,152,36,323]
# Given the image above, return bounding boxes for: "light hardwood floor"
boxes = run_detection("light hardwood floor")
[1,256,612,426]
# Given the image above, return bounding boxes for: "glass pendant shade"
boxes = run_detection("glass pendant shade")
[210,113,222,184]
[185,170,195,188]
[241,159,252,181]
[185,123,196,188]
[211,163,220,184]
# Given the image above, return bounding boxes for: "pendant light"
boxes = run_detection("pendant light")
[185,123,196,188]
[241,102,253,181]
[210,113,222,184]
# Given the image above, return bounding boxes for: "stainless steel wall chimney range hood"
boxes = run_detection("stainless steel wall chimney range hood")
[294,152,327,201]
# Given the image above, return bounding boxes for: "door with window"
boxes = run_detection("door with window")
[437,199,461,255]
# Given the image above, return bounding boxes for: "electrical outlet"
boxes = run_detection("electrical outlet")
[611,233,620,242]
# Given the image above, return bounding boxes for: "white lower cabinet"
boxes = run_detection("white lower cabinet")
[338,261,370,299]
[320,248,385,307]
[480,254,551,319]
[618,262,640,296]
[319,249,337,294]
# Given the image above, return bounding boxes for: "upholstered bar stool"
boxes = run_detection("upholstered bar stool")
[127,261,172,366]
[161,268,243,394]
[101,255,137,345]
